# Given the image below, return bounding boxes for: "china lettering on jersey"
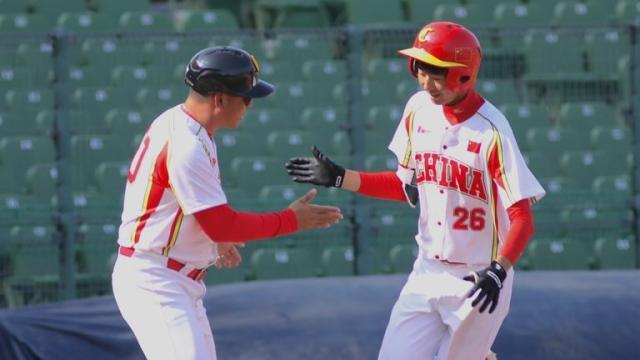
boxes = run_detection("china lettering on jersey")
[388,92,545,266]
[413,152,487,202]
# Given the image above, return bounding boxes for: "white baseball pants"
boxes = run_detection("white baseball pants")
[378,256,514,360]
[112,252,216,360]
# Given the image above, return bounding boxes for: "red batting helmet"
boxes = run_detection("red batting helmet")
[398,21,481,93]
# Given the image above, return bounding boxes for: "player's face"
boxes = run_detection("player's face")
[417,69,465,106]
[220,94,252,128]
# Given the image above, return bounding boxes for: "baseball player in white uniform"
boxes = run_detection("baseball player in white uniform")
[286,22,545,359]
[112,46,343,360]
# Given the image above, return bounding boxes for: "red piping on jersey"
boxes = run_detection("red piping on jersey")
[132,142,170,245]
[194,204,297,242]
[442,90,485,125]
[500,199,535,264]
[162,208,184,255]
[180,104,212,137]
[356,171,406,201]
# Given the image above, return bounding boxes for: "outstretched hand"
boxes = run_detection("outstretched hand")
[288,188,343,231]
[463,261,507,314]
[285,146,346,188]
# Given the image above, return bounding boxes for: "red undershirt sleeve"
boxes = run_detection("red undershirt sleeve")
[356,171,407,202]
[499,199,535,264]
[193,204,298,243]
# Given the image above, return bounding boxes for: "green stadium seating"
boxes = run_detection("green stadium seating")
[259,61,301,83]
[394,80,421,104]
[179,9,239,32]
[366,59,405,82]
[136,86,186,112]
[76,223,118,275]
[0,136,55,190]
[250,248,318,280]
[476,78,522,105]
[407,0,459,24]
[525,127,583,155]
[81,38,147,67]
[389,244,417,274]
[0,67,36,91]
[364,154,398,171]
[8,226,60,277]
[593,175,631,199]
[73,87,133,113]
[494,3,553,28]
[31,0,87,16]
[585,28,632,76]
[94,162,129,199]
[105,108,152,137]
[64,191,121,225]
[528,239,592,270]
[56,12,115,33]
[145,38,202,68]
[258,184,310,206]
[254,0,330,29]
[321,246,355,277]
[562,204,633,241]
[524,152,562,180]
[110,65,169,87]
[562,150,630,180]
[345,0,404,26]
[216,131,268,160]
[241,108,295,131]
[615,0,640,25]
[16,41,53,76]
[208,35,265,59]
[90,0,150,15]
[329,131,351,157]
[263,33,333,62]
[593,236,637,269]
[524,29,587,77]
[500,103,551,145]
[433,4,495,28]
[590,126,632,157]
[71,135,128,190]
[300,106,348,135]
[552,1,609,25]
[230,157,291,194]
[118,11,174,33]
[4,89,54,112]
[25,164,58,202]
[0,0,29,13]
[204,266,247,285]
[0,14,50,32]
[302,59,347,83]
[0,112,39,136]
[367,105,402,135]
[557,102,619,139]
[266,130,315,158]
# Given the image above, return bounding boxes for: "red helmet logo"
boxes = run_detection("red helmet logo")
[399,21,482,93]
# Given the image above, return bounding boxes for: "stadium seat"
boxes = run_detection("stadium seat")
[71,135,128,190]
[136,86,185,113]
[250,248,318,280]
[300,106,348,135]
[73,87,133,113]
[0,0,29,13]
[524,29,586,77]
[105,108,152,137]
[476,78,522,105]
[216,131,268,159]
[500,103,551,144]
[56,12,115,33]
[367,105,402,135]
[263,33,333,62]
[0,67,37,92]
[253,0,330,29]
[31,0,87,16]
[25,164,58,202]
[209,35,265,60]
[433,4,495,28]
[593,236,637,269]
[241,108,295,132]
[0,112,39,136]
[494,3,552,29]
[302,60,347,83]
[524,152,562,180]
[366,58,406,82]
[144,38,202,68]
[110,65,170,87]
[258,184,310,207]
[525,127,583,155]
[76,223,119,275]
[230,157,291,194]
[8,225,60,278]
[557,101,618,128]
[90,0,150,15]
[364,154,398,171]
[4,89,54,112]
[321,246,355,277]
[205,266,247,286]
[406,0,457,24]
[593,175,631,200]
[81,38,147,67]
[118,11,175,33]
[179,9,239,32]
[528,239,592,270]
[389,244,417,274]
[94,162,129,199]
[615,0,640,25]
[562,204,633,241]
[16,41,54,78]
[552,0,609,25]
[344,0,405,26]
[590,126,632,157]
[0,14,50,32]
[0,136,55,190]
[259,61,301,83]
[266,130,315,158]
[585,28,632,76]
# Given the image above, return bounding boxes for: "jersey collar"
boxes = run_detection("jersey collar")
[442,90,485,125]
[180,104,213,138]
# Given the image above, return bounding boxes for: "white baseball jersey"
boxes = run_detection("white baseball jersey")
[388,91,545,266]
[117,104,226,269]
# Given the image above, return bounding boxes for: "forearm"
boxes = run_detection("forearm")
[351,171,407,201]
[194,204,298,243]
[498,199,535,270]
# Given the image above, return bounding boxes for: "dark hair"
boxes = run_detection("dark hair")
[414,61,448,76]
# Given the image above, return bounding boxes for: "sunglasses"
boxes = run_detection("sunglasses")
[242,97,252,106]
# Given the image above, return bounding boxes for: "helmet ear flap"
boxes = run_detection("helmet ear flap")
[408,58,418,78]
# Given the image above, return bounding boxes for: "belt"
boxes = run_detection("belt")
[119,246,208,282]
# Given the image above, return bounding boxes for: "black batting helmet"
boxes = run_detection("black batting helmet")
[184,46,274,98]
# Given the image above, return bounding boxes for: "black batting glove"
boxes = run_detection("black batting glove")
[285,146,346,188]
[463,261,507,314]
